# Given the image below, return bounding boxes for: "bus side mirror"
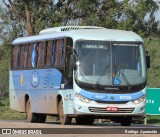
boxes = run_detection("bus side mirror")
[146,51,150,68]
[146,55,150,68]
[70,54,76,68]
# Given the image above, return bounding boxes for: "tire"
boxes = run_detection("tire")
[26,99,39,123]
[58,99,72,125]
[76,117,94,125]
[120,116,132,126]
[38,114,46,123]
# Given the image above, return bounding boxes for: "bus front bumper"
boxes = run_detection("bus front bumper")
[73,99,146,116]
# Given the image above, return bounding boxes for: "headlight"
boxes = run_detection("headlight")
[132,96,146,104]
[75,93,91,103]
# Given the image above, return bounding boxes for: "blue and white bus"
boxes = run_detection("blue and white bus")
[10,26,150,126]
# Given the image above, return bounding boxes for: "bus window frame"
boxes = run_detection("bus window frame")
[36,41,46,68]
[10,37,71,73]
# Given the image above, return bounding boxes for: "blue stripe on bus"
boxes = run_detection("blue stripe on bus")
[79,89,144,101]
[11,68,64,90]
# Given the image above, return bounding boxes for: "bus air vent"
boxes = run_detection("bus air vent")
[39,26,104,35]
[95,100,129,104]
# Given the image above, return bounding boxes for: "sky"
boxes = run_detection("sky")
[154,0,160,20]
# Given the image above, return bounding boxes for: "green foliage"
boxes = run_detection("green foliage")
[0,97,26,120]
[145,38,160,87]
[0,45,10,97]
[147,115,160,124]
[0,0,159,38]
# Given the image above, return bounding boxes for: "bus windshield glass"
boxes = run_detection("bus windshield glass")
[75,40,146,87]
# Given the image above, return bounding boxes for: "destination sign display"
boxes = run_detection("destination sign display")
[81,45,107,49]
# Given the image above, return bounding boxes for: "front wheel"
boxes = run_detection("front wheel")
[76,117,94,125]
[120,116,132,126]
[38,114,46,123]
[58,99,72,125]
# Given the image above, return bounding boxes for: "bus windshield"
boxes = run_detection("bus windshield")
[75,40,146,87]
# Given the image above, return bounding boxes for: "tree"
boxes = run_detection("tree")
[0,44,10,97]
[116,0,159,37]
[1,0,159,37]
[25,0,33,35]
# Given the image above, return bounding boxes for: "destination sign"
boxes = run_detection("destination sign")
[81,45,107,49]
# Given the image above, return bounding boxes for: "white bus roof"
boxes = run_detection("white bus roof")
[12,26,143,45]
[39,26,104,35]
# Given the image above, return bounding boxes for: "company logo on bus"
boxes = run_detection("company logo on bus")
[92,94,107,100]
[31,71,40,87]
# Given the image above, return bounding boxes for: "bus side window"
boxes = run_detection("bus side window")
[24,45,28,68]
[46,41,53,67]
[20,45,25,68]
[55,39,64,66]
[27,43,34,68]
[37,41,45,67]
[12,46,19,68]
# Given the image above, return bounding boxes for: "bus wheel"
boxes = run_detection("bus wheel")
[26,99,38,123]
[76,117,94,125]
[120,116,132,126]
[39,114,46,123]
[58,99,71,125]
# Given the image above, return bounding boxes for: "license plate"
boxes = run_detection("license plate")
[106,107,118,112]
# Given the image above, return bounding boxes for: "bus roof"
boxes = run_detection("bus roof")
[12,27,143,45]
[39,26,104,34]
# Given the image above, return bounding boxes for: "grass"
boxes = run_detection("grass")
[144,37,160,87]
[0,97,26,120]
[146,115,160,125]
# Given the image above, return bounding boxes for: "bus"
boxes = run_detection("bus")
[10,26,150,126]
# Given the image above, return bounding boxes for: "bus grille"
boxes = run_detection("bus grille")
[95,100,128,104]
[88,107,135,113]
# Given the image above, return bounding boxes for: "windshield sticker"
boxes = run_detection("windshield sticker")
[114,77,121,85]
[113,43,138,47]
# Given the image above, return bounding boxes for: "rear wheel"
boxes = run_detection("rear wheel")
[58,99,72,125]
[38,114,46,123]
[26,99,39,123]
[120,116,132,126]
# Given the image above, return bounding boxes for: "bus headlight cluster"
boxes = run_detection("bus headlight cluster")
[75,93,91,103]
[132,96,146,104]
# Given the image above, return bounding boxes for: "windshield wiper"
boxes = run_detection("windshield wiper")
[121,70,132,90]
[114,64,131,90]
[94,65,109,89]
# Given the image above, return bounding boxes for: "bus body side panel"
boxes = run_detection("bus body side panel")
[9,71,26,112]
[58,89,75,114]
[9,68,64,114]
